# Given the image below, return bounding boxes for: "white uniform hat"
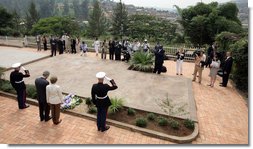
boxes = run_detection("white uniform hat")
[144,39,147,42]
[11,63,21,69]
[96,72,106,79]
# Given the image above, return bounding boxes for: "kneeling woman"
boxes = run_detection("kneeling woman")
[46,76,64,125]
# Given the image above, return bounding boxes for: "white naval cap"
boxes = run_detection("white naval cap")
[96,72,106,79]
[11,62,21,69]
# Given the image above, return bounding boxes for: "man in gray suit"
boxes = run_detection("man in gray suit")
[35,71,51,121]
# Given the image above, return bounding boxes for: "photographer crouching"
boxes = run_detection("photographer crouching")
[192,50,206,84]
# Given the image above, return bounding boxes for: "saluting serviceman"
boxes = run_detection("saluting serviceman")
[10,63,30,109]
[91,72,118,132]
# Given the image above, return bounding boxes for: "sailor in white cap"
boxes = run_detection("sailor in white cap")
[142,39,150,52]
[10,63,30,109]
[91,72,118,132]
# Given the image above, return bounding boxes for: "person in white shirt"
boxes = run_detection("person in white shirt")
[80,41,88,56]
[93,37,100,56]
[208,55,221,87]
[142,39,150,52]
[46,76,63,125]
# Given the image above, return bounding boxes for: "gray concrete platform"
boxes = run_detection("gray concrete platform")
[0,46,49,68]
[2,47,197,121]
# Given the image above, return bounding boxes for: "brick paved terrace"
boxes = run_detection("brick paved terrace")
[0,46,248,144]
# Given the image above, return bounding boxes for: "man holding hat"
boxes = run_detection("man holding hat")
[10,63,30,109]
[91,72,118,132]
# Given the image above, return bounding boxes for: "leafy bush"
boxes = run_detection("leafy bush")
[26,84,37,99]
[168,118,180,130]
[158,117,169,126]
[108,97,124,114]
[88,106,97,114]
[85,97,93,107]
[147,113,156,121]
[127,108,136,116]
[135,117,147,128]
[183,119,195,130]
[128,52,154,72]
[0,67,5,80]
[229,38,248,92]
[0,83,14,92]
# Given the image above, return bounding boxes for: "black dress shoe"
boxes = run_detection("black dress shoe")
[101,126,110,132]
[21,104,30,109]
[40,118,45,121]
[219,84,226,87]
[97,127,101,131]
[54,119,62,125]
[45,116,52,122]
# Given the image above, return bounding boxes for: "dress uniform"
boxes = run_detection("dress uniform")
[10,63,30,109]
[91,72,118,132]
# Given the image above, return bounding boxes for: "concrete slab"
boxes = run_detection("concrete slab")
[3,50,197,121]
[0,46,48,68]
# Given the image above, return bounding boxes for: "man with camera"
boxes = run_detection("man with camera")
[192,50,206,84]
[10,63,30,109]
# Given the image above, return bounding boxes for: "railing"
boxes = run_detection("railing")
[0,36,203,62]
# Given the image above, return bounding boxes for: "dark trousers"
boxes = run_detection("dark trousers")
[50,104,61,124]
[153,62,163,74]
[222,72,230,87]
[97,107,108,130]
[109,49,114,60]
[51,47,56,56]
[71,45,76,54]
[115,52,121,61]
[43,43,47,51]
[16,89,26,109]
[39,101,50,121]
[101,48,107,59]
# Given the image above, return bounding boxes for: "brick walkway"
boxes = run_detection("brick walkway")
[0,49,249,144]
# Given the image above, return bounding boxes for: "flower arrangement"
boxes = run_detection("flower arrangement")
[61,94,82,110]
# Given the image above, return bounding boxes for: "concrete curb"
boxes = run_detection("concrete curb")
[0,91,199,143]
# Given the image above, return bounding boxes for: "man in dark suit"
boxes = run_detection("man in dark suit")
[153,45,165,74]
[35,71,51,121]
[220,52,233,87]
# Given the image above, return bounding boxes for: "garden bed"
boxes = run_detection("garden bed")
[72,97,195,138]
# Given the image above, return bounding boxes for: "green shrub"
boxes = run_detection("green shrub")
[26,84,37,99]
[147,113,156,121]
[135,117,147,128]
[108,97,124,114]
[0,82,14,92]
[128,52,154,72]
[158,117,168,126]
[168,118,180,130]
[183,119,195,130]
[0,67,5,79]
[88,106,97,114]
[127,108,136,116]
[85,97,93,107]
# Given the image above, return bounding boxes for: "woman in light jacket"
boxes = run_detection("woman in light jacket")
[46,76,63,125]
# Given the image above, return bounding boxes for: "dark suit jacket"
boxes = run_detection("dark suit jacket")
[35,77,49,103]
[223,57,233,74]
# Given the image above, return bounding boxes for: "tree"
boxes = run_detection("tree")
[111,0,128,39]
[87,0,108,37]
[80,0,89,20]
[176,2,242,46]
[73,0,80,19]
[31,16,80,36]
[0,6,13,35]
[39,0,55,18]
[62,0,69,16]
[127,14,177,43]
[26,1,40,34]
